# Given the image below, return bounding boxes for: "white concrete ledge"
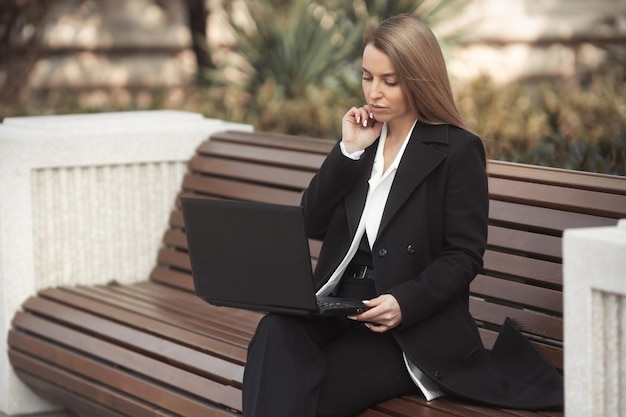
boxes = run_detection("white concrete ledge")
[0,110,252,415]
[564,219,626,417]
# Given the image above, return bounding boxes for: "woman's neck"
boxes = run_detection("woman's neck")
[385,116,417,145]
[382,117,417,173]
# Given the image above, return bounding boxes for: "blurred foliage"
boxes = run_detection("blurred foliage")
[455,66,626,175]
[181,0,625,175]
[180,65,626,175]
[1,0,624,176]
[196,0,460,137]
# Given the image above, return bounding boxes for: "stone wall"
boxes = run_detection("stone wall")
[7,0,196,109]
[437,0,626,83]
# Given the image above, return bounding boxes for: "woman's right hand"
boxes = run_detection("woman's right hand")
[341,105,383,154]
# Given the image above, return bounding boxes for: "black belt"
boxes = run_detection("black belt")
[345,265,375,280]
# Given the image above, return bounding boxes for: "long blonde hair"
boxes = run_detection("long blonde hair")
[363,14,469,131]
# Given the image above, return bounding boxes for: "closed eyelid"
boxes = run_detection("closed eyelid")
[361,69,397,84]
[362,78,398,86]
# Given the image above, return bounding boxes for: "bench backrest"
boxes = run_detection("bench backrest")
[151,130,626,373]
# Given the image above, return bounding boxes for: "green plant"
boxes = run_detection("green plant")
[200,0,463,137]
[506,132,625,176]
[455,66,626,175]
[213,0,363,98]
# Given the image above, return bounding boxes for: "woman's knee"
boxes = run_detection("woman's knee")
[249,314,319,356]
[252,314,344,347]
[253,314,306,340]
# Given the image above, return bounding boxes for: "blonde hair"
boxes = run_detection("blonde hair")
[363,14,469,131]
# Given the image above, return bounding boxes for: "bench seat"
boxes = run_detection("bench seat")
[9,130,626,416]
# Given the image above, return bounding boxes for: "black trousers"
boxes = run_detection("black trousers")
[242,276,419,417]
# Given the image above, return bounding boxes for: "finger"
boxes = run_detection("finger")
[349,310,372,322]
[358,312,389,327]
[349,106,369,126]
[362,297,381,307]
[356,300,384,321]
[356,111,367,127]
[344,107,360,124]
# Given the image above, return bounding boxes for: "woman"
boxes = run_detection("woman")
[242,14,563,417]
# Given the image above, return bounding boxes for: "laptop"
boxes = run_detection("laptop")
[180,197,369,317]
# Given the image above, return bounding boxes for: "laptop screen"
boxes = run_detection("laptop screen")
[181,198,319,312]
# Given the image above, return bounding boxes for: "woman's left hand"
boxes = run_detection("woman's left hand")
[348,294,402,333]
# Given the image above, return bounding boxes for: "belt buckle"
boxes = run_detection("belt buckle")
[353,266,368,280]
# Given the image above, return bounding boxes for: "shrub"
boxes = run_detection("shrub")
[190,0,459,137]
[455,68,626,175]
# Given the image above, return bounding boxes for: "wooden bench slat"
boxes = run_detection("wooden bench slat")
[157,247,191,272]
[182,173,303,205]
[10,313,245,404]
[488,160,626,195]
[469,298,562,341]
[209,130,334,154]
[169,207,185,228]
[487,225,562,261]
[489,176,626,218]
[100,283,261,337]
[150,265,195,291]
[197,140,326,171]
[483,250,562,287]
[133,281,262,324]
[10,353,178,417]
[489,200,618,234]
[9,331,238,416]
[163,229,190,250]
[13,369,148,417]
[40,290,251,364]
[471,275,562,315]
[62,286,256,352]
[189,156,315,190]
[19,296,245,385]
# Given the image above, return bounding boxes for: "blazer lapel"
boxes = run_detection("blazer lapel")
[376,123,448,239]
[344,142,377,237]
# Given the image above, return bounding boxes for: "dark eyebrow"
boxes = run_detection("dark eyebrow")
[361,66,396,78]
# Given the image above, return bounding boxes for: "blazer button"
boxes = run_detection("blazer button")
[406,244,416,255]
[377,248,388,257]
[435,371,443,380]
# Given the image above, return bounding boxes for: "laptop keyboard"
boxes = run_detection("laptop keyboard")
[317,297,365,310]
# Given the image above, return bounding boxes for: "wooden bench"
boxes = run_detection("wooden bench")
[8,130,626,417]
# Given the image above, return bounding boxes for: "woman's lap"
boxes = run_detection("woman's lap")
[243,313,418,417]
[317,324,418,417]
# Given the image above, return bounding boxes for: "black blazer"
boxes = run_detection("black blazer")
[302,122,563,410]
